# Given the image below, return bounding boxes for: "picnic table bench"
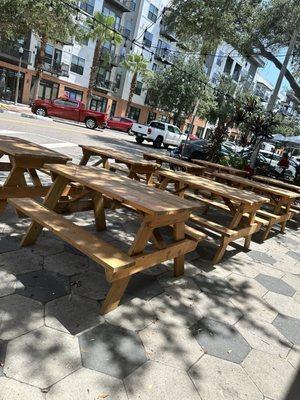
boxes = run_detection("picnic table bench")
[143,152,206,175]
[155,168,269,264]
[192,159,249,177]
[9,163,203,315]
[212,172,300,240]
[79,145,158,184]
[0,135,71,215]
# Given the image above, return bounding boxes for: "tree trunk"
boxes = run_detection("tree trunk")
[87,39,102,109]
[32,34,47,100]
[126,71,137,116]
[208,122,228,162]
[249,137,263,170]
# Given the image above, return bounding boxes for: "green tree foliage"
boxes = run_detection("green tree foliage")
[167,0,300,101]
[121,53,149,116]
[85,12,122,107]
[145,56,214,126]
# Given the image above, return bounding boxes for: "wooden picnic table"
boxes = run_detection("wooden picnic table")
[192,159,249,177]
[9,163,203,315]
[79,145,158,184]
[0,135,71,215]
[212,172,300,240]
[143,152,206,175]
[252,175,300,194]
[155,168,269,264]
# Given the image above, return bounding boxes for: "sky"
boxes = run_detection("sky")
[260,52,291,95]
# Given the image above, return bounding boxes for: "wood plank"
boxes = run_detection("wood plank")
[44,163,198,216]
[173,221,186,277]
[143,152,205,173]
[190,214,236,236]
[193,159,249,176]
[9,198,134,271]
[0,186,51,199]
[253,175,300,194]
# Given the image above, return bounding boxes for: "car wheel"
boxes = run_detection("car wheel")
[35,107,47,117]
[85,118,97,129]
[163,143,169,149]
[135,137,144,144]
[153,136,163,148]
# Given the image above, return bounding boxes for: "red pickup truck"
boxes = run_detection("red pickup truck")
[31,98,108,129]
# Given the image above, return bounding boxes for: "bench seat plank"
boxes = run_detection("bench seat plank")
[8,198,134,271]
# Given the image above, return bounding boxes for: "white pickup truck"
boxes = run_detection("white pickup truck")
[131,120,187,148]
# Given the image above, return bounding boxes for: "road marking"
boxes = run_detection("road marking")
[43,142,77,149]
[0,128,77,144]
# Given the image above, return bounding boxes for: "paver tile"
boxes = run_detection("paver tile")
[0,340,6,376]
[287,346,300,369]
[45,294,103,335]
[0,294,43,340]
[125,274,164,301]
[79,324,147,379]
[33,235,65,256]
[247,250,276,265]
[70,270,109,300]
[293,291,300,303]
[273,314,300,345]
[272,255,300,275]
[149,292,202,327]
[216,253,260,278]
[255,274,296,296]
[0,235,21,253]
[242,349,297,400]
[16,270,70,303]
[236,318,292,357]
[46,367,128,400]
[105,298,156,331]
[264,292,300,319]
[4,326,81,388]
[287,251,300,262]
[189,354,263,400]
[125,361,201,400]
[0,248,42,274]
[139,323,203,369]
[281,274,300,292]
[44,252,89,276]
[227,273,268,298]
[0,377,44,400]
[192,318,251,363]
[253,263,285,279]
[230,295,278,324]
[193,273,236,298]
[0,270,23,297]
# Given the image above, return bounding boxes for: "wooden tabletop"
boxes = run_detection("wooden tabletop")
[213,172,300,199]
[80,145,156,167]
[157,169,269,205]
[143,152,206,172]
[252,175,300,194]
[0,136,71,163]
[45,163,198,216]
[193,159,248,176]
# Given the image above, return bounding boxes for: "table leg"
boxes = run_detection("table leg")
[280,201,292,233]
[94,193,106,231]
[0,165,26,216]
[100,276,130,315]
[173,221,185,277]
[128,220,154,256]
[79,150,91,166]
[244,210,256,249]
[27,168,42,187]
[21,175,69,246]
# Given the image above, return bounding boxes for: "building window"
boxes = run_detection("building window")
[115,73,122,89]
[135,81,143,95]
[152,63,158,72]
[223,56,234,75]
[233,63,242,81]
[64,87,83,101]
[128,106,141,122]
[216,51,224,67]
[80,0,95,15]
[148,4,159,22]
[196,126,204,137]
[70,55,85,75]
[90,96,108,113]
[147,111,157,124]
[110,100,117,117]
[143,31,153,48]
[30,78,59,101]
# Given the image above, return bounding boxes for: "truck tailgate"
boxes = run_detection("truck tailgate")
[132,123,148,135]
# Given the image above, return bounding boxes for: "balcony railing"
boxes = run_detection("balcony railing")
[94,77,115,92]
[0,42,31,65]
[154,48,176,65]
[36,55,69,77]
[160,24,178,42]
[114,24,132,39]
[106,0,135,12]
[100,48,125,66]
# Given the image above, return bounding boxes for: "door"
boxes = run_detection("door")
[174,126,185,145]
[51,98,67,118]
[109,117,122,130]
[62,99,80,121]
[166,125,176,144]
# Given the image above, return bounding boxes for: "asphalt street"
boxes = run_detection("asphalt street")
[0,113,164,163]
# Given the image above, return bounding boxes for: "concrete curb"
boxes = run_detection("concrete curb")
[20,112,53,121]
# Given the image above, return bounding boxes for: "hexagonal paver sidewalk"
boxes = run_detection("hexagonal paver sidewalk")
[0,377,45,400]
[79,324,147,379]
[191,318,251,363]
[4,326,81,388]
[16,270,70,302]
[44,252,89,276]
[273,314,300,345]
[255,274,296,296]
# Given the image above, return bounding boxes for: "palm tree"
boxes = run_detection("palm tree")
[85,12,122,107]
[121,53,149,116]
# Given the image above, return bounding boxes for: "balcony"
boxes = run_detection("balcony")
[160,24,178,42]
[36,55,69,77]
[115,24,132,39]
[0,42,31,65]
[100,48,124,66]
[105,0,135,12]
[94,77,115,93]
[154,48,175,65]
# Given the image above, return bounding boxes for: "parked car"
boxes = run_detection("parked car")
[106,116,133,133]
[259,150,296,180]
[131,121,187,148]
[31,98,108,129]
[180,139,211,160]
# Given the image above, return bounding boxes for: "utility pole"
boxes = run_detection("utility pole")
[14,46,24,105]
[180,99,199,159]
